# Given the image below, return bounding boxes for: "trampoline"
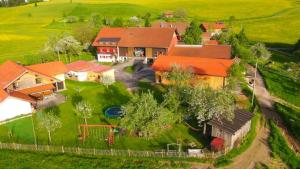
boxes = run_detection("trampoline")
[104,106,123,118]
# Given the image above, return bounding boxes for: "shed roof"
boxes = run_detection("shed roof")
[67,61,112,73]
[93,27,176,48]
[208,109,253,134]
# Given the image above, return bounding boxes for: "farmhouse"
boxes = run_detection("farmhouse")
[152,45,234,89]
[66,60,115,82]
[152,21,189,40]
[92,27,178,63]
[0,61,68,122]
[206,109,253,150]
[200,22,226,44]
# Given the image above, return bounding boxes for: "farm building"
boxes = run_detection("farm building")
[151,21,189,40]
[200,22,226,44]
[92,27,178,63]
[0,61,68,122]
[206,109,253,150]
[152,45,234,89]
[66,61,115,82]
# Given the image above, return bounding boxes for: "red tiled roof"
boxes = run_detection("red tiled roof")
[201,22,226,32]
[152,55,234,77]
[67,61,112,73]
[9,91,36,103]
[0,89,8,102]
[17,84,55,95]
[169,45,232,59]
[152,21,189,35]
[0,61,27,88]
[93,27,176,48]
[26,61,68,77]
[205,40,220,45]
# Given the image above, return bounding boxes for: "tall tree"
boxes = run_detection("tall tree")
[74,101,93,126]
[73,24,95,50]
[38,111,62,144]
[120,91,175,138]
[165,64,194,88]
[56,34,82,63]
[183,20,202,44]
[112,17,124,27]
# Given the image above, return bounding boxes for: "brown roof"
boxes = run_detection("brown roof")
[10,91,36,103]
[0,61,27,88]
[209,109,253,134]
[152,21,189,35]
[152,55,234,77]
[26,61,68,77]
[0,89,8,102]
[17,84,55,95]
[201,22,226,32]
[93,27,177,48]
[67,61,112,73]
[169,45,232,59]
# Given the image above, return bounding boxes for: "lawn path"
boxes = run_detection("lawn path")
[247,64,300,152]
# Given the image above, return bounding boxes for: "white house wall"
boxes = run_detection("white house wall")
[68,71,88,81]
[0,96,33,122]
[55,74,66,81]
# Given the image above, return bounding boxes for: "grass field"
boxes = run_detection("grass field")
[0,149,189,169]
[0,0,299,63]
[0,80,205,150]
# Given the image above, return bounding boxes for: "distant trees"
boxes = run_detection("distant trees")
[42,33,82,63]
[0,0,41,7]
[112,17,124,27]
[183,20,202,44]
[38,111,62,144]
[120,91,175,138]
[73,24,95,50]
[174,8,187,18]
[143,13,151,27]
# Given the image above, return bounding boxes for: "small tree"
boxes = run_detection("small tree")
[120,91,175,138]
[38,111,62,144]
[73,24,95,50]
[144,17,151,27]
[112,17,124,27]
[56,34,82,63]
[75,101,93,126]
[166,64,194,88]
[251,42,271,60]
[89,13,102,27]
[101,75,115,88]
[183,20,202,44]
[186,86,235,129]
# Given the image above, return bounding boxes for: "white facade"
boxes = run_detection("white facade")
[0,96,33,122]
[68,71,88,81]
[97,54,128,63]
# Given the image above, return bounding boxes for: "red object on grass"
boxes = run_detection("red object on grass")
[210,137,224,151]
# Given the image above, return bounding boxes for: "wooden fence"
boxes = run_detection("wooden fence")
[0,142,221,159]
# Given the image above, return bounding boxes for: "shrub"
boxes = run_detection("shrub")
[65,16,78,23]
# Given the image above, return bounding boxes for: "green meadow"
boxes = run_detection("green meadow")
[0,0,299,63]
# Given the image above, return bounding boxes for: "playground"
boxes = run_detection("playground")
[0,80,206,151]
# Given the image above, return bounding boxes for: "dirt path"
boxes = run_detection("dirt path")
[247,65,300,152]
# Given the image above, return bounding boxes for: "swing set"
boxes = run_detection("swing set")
[79,124,117,146]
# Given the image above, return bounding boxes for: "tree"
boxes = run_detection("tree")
[101,75,115,88]
[73,24,95,50]
[183,20,202,44]
[186,86,235,127]
[174,8,187,18]
[38,111,62,144]
[42,34,62,61]
[56,34,82,63]
[251,42,271,60]
[120,91,175,138]
[89,13,102,28]
[112,17,124,27]
[165,64,194,88]
[75,101,93,126]
[236,27,249,45]
[144,17,151,27]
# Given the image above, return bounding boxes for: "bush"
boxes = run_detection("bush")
[65,16,78,23]
[269,121,300,169]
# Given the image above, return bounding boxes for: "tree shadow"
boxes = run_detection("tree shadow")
[71,93,83,106]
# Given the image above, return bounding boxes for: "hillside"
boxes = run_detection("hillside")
[0,0,299,63]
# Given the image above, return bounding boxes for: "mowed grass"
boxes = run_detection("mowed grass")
[0,80,205,151]
[0,0,299,63]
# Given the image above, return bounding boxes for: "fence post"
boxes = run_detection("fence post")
[128,149,130,157]
[0,142,2,149]
[47,145,50,152]
[110,149,113,156]
[61,145,64,153]
[93,148,96,156]
[13,142,16,150]
[77,147,80,155]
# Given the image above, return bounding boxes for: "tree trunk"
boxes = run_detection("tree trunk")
[84,118,88,134]
[57,51,60,61]
[48,131,52,144]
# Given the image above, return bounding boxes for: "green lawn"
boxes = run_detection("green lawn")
[0,0,299,63]
[0,149,189,169]
[124,65,135,74]
[0,80,205,151]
